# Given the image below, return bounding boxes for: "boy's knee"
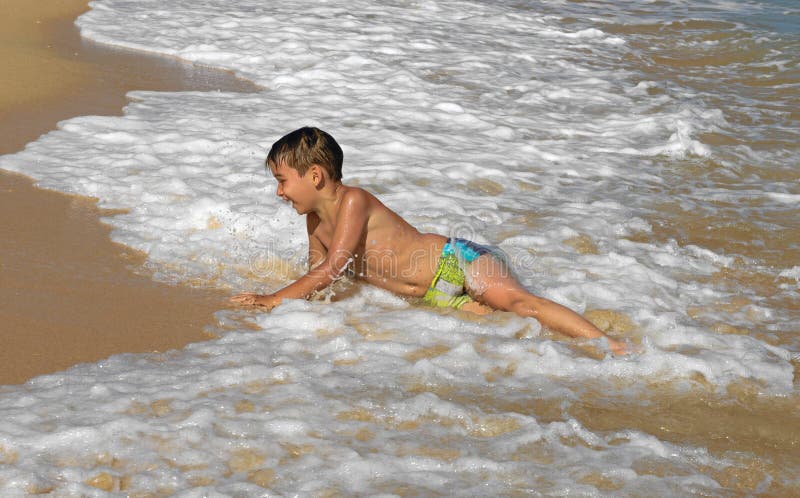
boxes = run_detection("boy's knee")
[460,300,493,315]
[508,297,529,316]
[507,293,545,317]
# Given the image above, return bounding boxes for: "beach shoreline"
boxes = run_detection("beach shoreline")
[0,0,253,385]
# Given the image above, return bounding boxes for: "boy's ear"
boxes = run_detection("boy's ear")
[309,164,325,188]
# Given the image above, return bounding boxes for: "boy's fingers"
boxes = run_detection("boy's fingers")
[230,293,256,305]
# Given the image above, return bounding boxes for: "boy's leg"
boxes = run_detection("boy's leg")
[465,255,626,354]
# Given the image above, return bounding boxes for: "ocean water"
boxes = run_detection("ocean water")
[1,0,798,495]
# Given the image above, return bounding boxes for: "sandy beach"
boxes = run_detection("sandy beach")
[0,0,254,385]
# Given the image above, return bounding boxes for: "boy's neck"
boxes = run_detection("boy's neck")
[311,180,345,222]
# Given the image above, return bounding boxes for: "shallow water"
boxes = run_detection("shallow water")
[1,0,797,495]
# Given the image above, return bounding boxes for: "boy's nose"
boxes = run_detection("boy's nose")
[276,184,283,197]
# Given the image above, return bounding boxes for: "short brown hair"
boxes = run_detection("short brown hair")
[266,127,343,181]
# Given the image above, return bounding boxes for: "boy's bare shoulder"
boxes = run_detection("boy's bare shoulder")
[340,185,380,211]
[341,184,373,200]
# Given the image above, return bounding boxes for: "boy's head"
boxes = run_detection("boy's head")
[266,127,343,181]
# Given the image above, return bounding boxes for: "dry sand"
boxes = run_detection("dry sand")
[0,0,257,385]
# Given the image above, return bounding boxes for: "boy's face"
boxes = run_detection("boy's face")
[270,162,318,214]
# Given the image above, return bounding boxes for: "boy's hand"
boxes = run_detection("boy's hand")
[230,293,282,311]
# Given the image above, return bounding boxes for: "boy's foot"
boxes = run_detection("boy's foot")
[608,338,630,356]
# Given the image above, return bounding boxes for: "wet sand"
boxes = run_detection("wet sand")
[0,0,257,385]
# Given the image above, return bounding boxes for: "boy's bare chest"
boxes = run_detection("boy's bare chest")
[312,222,401,269]
[312,221,369,254]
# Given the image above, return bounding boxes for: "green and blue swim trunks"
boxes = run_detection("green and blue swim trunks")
[422,238,493,309]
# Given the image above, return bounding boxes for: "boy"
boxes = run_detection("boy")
[231,127,627,355]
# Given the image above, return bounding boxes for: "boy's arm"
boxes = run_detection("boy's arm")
[269,190,367,303]
[231,190,368,309]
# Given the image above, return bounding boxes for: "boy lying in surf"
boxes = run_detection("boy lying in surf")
[231,127,627,355]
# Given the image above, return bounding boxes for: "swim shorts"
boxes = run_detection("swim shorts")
[422,238,492,309]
